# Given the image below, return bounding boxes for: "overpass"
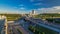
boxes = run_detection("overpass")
[24,17,60,34]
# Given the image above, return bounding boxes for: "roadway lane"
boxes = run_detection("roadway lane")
[8,23,22,34]
[25,17,60,33]
[7,21,30,34]
[14,19,34,34]
[7,24,13,34]
[12,25,21,34]
[14,25,29,34]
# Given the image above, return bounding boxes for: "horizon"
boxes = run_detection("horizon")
[0,12,60,14]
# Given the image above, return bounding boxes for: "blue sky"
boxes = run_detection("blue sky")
[0,0,60,14]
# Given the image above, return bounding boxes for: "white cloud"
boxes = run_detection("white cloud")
[0,9,29,14]
[35,6,60,14]
[19,7,25,10]
[53,6,60,9]
[14,4,24,9]
[0,6,28,14]
[0,10,1,11]
[38,0,43,1]
[34,3,43,6]
[30,0,43,2]
[18,4,24,7]
[17,4,25,10]
[30,0,34,2]
[14,7,18,9]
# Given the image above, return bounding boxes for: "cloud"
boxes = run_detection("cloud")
[30,0,43,2]
[30,0,34,2]
[0,8,29,14]
[34,3,43,6]
[0,4,29,14]
[35,6,60,13]
[18,4,24,7]
[53,6,60,9]
[38,0,43,1]
[14,4,25,10]
[0,10,1,11]
[19,7,25,10]
[14,7,18,9]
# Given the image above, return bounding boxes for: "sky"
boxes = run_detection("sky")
[0,0,60,14]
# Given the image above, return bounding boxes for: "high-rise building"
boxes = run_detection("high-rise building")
[31,10,35,15]
[0,15,6,34]
[29,10,36,17]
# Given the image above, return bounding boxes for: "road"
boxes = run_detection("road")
[7,21,30,34]
[25,17,60,33]
[15,19,34,34]
[14,25,29,34]
[11,25,21,34]
[7,23,13,34]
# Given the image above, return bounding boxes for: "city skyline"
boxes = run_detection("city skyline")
[0,0,60,14]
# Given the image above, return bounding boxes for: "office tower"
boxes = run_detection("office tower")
[0,15,6,34]
[31,10,35,15]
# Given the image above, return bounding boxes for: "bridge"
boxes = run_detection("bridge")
[24,17,60,34]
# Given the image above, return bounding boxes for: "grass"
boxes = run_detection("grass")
[0,14,22,21]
